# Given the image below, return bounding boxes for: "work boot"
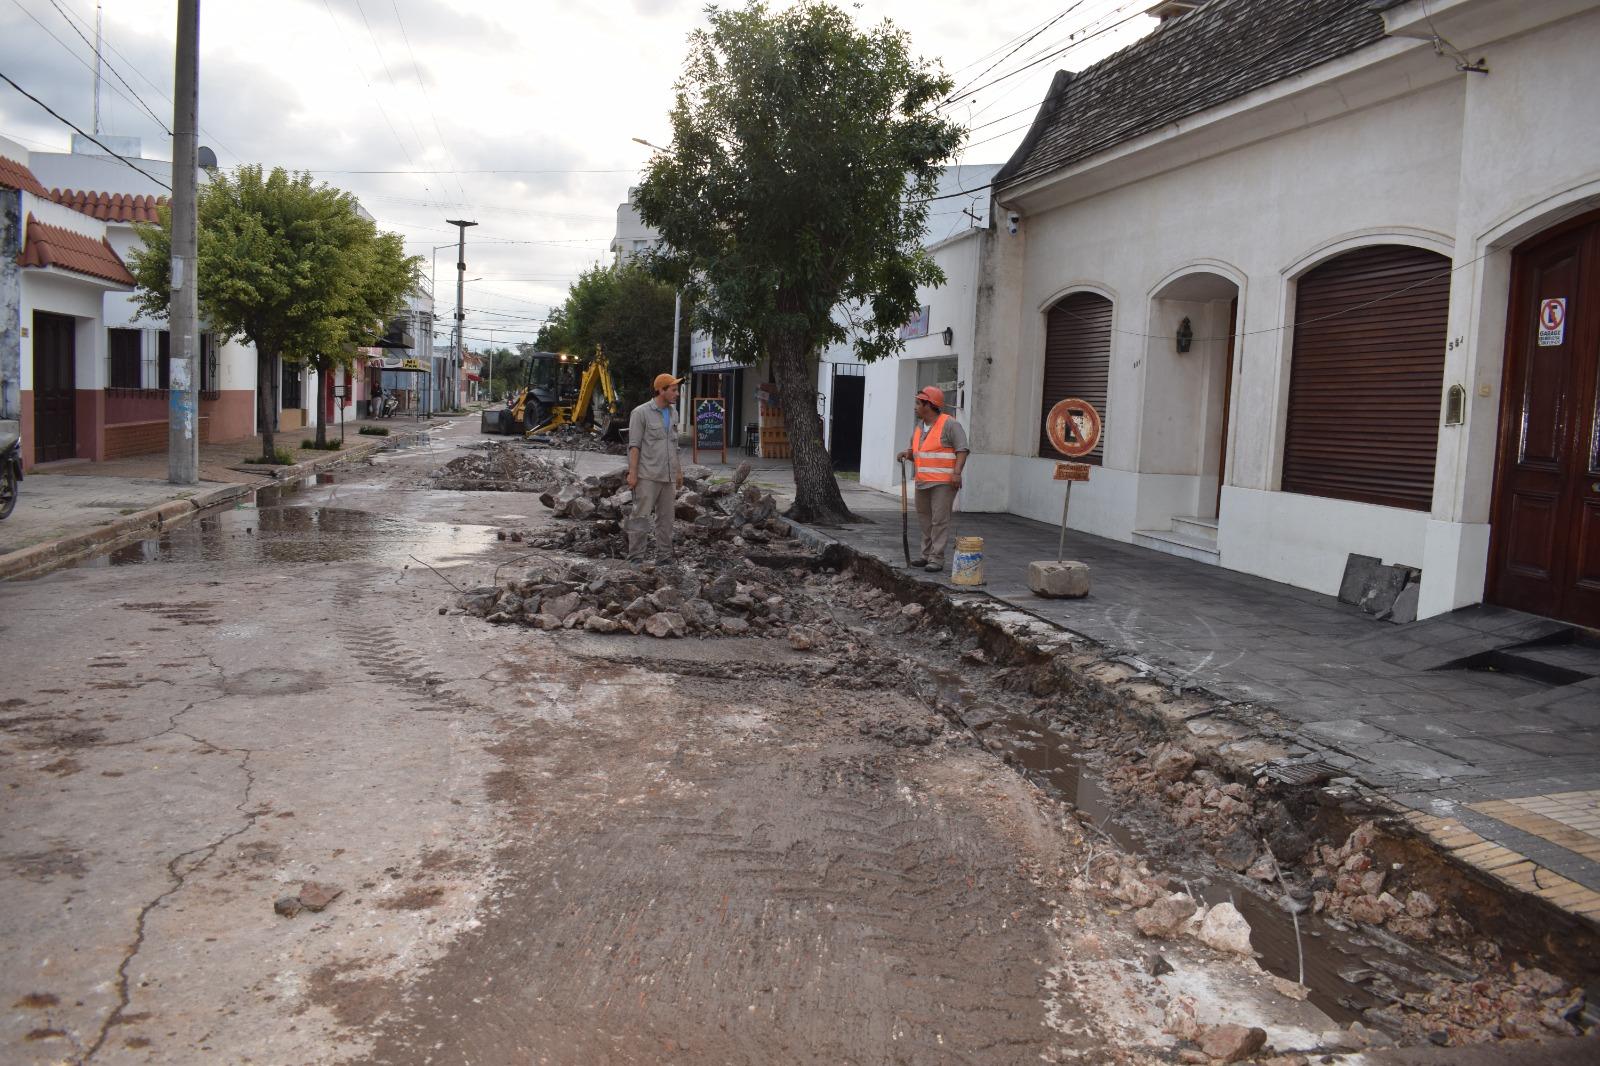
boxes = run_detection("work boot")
[925,560,944,573]
[908,557,927,568]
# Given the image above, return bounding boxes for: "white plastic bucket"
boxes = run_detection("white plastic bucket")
[951,536,985,586]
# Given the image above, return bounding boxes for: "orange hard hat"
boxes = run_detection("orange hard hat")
[916,386,944,409]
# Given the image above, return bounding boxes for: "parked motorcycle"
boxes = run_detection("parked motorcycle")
[0,420,21,520]
[379,391,399,419]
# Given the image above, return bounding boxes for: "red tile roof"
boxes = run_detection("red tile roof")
[0,154,49,196]
[49,187,168,223]
[18,214,135,285]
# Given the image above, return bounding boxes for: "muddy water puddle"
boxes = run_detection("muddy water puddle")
[923,671,1443,1028]
[79,487,497,571]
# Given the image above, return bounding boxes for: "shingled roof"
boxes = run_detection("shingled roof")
[997,0,1389,190]
[49,187,167,223]
[0,154,49,196]
[18,215,135,285]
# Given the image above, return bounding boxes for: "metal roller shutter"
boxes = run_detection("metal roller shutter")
[1039,291,1112,463]
[1281,245,1450,511]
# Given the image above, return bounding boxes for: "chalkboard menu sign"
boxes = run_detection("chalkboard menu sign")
[694,397,726,462]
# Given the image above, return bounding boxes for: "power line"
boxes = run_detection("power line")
[40,0,171,133]
[45,0,240,162]
[388,0,471,207]
[7,0,170,134]
[303,167,634,175]
[943,1,1089,107]
[0,69,171,189]
[318,0,443,211]
[348,0,450,207]
[939,1,1151,112]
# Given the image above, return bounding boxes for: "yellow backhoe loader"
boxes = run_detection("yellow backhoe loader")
[480,347,623,440]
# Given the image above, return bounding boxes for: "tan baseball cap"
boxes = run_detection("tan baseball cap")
[653,373,683,392]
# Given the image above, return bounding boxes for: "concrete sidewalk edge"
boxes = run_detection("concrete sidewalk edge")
[0,424,436,581]
[785,514,1600,944]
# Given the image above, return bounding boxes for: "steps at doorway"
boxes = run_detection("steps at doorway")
[1132,515,1219,565]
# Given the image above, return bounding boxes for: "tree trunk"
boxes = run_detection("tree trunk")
[256,348,277,460]
[314,357,328,449]
[770,332,855,525]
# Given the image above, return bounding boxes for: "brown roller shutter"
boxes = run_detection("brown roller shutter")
[1281,245,1450,510]
[1039,291,1112,463]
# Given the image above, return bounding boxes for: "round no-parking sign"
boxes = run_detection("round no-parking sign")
[1044,397,1102,458]
[1538,297,1566,347]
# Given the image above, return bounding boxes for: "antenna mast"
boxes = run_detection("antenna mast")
[92,2,103,134]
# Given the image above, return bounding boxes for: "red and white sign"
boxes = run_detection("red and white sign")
[1044,397,1103,458]
[1538,297,1566,347]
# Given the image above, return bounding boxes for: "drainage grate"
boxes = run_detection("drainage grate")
[1255,759,1341,786]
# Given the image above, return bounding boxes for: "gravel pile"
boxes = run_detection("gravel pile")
[529,424,627,455]
[431,442,576,492]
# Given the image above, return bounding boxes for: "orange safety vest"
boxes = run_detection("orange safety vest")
[911,414,957,484]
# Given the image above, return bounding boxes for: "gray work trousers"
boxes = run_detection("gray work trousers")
[627,478,677,560]
[915,482,957,564]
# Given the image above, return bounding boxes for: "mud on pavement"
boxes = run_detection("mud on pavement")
[1,423,1593,1064]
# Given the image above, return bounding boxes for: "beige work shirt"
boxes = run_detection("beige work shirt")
[628,399,681,483]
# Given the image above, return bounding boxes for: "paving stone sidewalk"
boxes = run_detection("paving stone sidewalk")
[753,471,1600,923]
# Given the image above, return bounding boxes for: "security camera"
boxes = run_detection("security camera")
[1006,212,1020,235]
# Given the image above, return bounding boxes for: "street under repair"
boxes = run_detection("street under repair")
[0,422,1594,1065]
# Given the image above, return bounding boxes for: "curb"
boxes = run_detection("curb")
[0,482,253,581]
[0,423,437,581]
[787,517,1600,959]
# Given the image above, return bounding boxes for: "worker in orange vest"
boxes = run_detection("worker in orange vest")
[895,385,970,573]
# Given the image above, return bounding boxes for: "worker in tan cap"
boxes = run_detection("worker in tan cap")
[625,373,684,562]
[895,385,969,572]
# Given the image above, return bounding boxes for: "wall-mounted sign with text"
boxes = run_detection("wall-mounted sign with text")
[898,305,931,340]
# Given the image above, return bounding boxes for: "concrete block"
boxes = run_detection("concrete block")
[1339,554,1383,605]
[1028,560,1090,599]
[1385,582,1420,625]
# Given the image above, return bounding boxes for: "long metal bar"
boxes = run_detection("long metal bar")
[1057,481,1072,563]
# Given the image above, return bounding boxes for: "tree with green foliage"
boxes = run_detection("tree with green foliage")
[128,165,418,458]
[635,0,964,523]
[536,259,686,410]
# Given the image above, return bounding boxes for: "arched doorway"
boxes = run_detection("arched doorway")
[1130,272,1238,561]
[1488,209,1600,627]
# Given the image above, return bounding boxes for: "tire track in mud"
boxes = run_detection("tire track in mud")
[356,662,1057,1065]
[333,583,456,704]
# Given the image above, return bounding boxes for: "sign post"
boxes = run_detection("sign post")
[694,396,727,465]
[1030,398,1102,598]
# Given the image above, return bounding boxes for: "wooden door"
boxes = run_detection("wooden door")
[32,311,76,463]
[1489,213,1600,627]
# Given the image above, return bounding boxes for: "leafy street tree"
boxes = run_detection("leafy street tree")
[635,0,964,523]
[128,165,418,459]
[536,260,687,410]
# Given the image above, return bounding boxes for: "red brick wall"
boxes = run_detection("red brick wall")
[104,417,211,460]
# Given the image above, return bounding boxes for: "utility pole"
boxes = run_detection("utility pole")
[167,0,200,484]
[444,218,476,412]
[670,289,685,435]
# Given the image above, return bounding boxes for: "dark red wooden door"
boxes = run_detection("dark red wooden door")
[1489,213,1600,627]
[32,311,76,463]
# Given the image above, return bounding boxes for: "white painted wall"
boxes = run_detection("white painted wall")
[978,0,1600,609]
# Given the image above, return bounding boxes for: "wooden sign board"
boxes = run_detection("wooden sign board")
[1053,462,1091,482]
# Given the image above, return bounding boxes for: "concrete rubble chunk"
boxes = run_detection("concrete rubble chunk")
[1149,744,1195,782]
[273,895,303,918]
[298,881,343,912]
[1027,559,1090,598]
[1134,892,1198,938]
[1199,1023,1267,1063]
[644,612,686,639]
[1197,901,1253,955]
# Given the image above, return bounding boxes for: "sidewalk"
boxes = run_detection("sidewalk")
[0,417,440,577]
[747,466,1600,927]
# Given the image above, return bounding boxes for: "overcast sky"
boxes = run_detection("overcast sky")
[0,0,1155,349]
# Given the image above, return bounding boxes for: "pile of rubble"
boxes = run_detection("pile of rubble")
[431,442,576,492]
[458,555,842,640]
[529,460,794,565]
[529,424,627,455]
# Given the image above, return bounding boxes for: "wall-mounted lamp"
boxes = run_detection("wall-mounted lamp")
[1175,317,1194,353]
[941,327,954,346]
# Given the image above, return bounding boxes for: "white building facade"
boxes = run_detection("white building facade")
[971,0,1600,627]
